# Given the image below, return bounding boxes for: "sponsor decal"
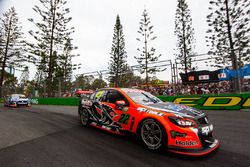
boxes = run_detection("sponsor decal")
[218,73,227,79]
[118,113,130,124]
[201,124,213,136]
[199,75,209,80]
[30,99,38,104]
[185,107,203,115]
[188,76,194,81]
[175,140,198,146]
[137,107,164,116]
[164,104,182,112]
[95,90,105,100]
[85,102,122,131]
[81,99,92,106]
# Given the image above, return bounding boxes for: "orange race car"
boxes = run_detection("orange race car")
[78,88,219,156]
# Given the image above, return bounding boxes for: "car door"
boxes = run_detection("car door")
[101,89,133,132]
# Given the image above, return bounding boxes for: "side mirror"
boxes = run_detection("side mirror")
[115,100,126,110]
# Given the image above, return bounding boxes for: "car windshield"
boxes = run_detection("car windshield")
[19,95,26,99]
[12,94,26,99]
[123,89,162,105]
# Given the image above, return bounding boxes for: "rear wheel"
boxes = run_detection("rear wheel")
[139,119,167,151]
[79,105,90,127]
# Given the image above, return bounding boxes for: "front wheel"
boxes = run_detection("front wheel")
[79,106,90,127]
[139,119,167,151]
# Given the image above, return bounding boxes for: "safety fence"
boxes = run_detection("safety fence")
[11,93,248,110]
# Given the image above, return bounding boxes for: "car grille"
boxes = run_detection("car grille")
[197,116,208,125]
[199,133,214,147]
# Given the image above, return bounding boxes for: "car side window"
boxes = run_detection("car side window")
[93,90,106,101]
[90,93,95,100]
[103,90,129,106]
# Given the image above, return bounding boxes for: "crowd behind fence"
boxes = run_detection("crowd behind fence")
[143,81,231,96]
[1,78,250,98]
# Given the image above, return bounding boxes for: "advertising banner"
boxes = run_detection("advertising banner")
[158,94,250,110]
[2,94,248,110]
[30,97,80,106]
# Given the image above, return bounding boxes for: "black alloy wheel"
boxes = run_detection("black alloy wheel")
[140,119,167,151]
[79,106,90,127]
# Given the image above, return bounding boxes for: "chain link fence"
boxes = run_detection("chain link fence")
[1,75,250,98]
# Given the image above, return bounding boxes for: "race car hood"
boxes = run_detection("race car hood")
[12,97,29,102]
[146,102,205,118]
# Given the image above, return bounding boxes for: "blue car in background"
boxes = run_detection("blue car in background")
[4,94,31,107]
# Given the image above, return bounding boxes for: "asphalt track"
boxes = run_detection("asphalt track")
[0,104,250,167]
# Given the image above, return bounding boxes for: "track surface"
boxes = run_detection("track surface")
[0,104,250,167]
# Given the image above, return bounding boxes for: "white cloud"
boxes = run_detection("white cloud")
[0,0,211,81]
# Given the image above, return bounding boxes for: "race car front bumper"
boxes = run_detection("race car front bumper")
[168,138,219,156]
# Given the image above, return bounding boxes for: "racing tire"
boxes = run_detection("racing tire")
[139,119,167,152]
[79,105,90,127]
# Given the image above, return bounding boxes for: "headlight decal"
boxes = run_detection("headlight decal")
[168,116,197,128]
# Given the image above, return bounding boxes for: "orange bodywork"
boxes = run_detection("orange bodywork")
[81,88,219,156]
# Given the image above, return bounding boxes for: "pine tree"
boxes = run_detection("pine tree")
[174,0,196,74]
[19,66,29,91]
[54,38,78,94]
[108,15,128,87]
[28,0,76,97]
[74,74,94,90]
[135,9,162,85]
[91,78,107,90]
[206,0,250,92]
[0,7,26,97]
[206,0,250,68]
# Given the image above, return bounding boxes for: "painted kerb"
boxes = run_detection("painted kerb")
[26,94,250,110]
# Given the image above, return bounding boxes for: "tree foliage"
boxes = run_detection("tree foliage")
[28,0,77,97]
[19,66,29,91]
[135,9,162,85]
[108,15,128,87]
[206,0,250,69]
[74,75,94,90]
[91,78,107,90]
[174,0,196,74]
[0,7,26,97]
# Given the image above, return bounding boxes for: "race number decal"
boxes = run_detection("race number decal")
[118,114,130,124]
